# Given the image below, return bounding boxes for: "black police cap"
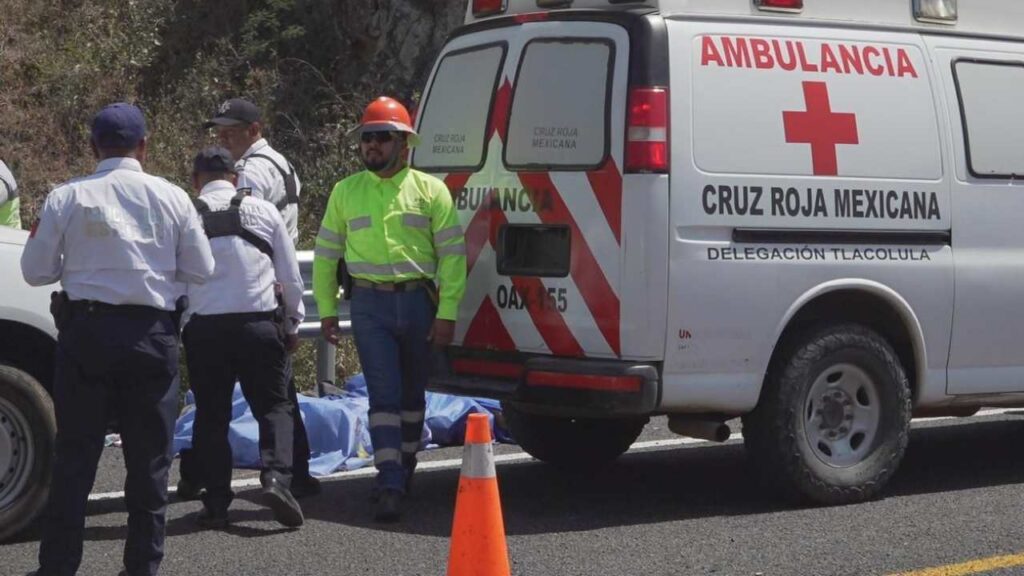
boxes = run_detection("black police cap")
[193,146,237,174]
[203,98,261,129]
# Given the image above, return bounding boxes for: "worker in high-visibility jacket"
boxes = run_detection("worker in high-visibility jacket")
[313,96,466,522]
[0,160,21,228]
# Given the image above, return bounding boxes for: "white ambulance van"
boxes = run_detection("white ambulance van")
[417,0,1024,504]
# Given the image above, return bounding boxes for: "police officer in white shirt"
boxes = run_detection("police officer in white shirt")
[21,103,215,576]
[204,98,300,241]
[184,98,320,499]
[182,147,305,529]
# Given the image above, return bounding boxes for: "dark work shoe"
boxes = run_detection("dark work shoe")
[195,507,229,530]
[290,475,322,499]
[404,462,417,497]
[261,478,304,528]
[369,466,415,503]
[176,477,203,501]
[374,488,402,523]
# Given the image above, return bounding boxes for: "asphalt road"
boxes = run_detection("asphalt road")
[4,412,1024,576]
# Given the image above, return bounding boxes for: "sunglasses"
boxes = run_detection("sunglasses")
[360,131,396,144]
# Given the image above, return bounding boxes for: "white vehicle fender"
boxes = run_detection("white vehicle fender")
[769,278,927,397]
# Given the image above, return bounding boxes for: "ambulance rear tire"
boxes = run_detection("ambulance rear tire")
[503,406,647,469]
[0,364,56,542]
[742,324,911,505]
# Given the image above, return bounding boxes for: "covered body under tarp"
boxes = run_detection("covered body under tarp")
[172,374,511,476]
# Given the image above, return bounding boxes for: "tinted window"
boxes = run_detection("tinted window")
[954,60,1024,178]
[413,44,506,171]
[505,39,613,170]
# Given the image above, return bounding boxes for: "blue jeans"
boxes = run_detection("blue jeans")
[350,285,434,492]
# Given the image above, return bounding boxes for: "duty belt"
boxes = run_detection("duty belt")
[67,300,165,314]
[352,278,428,292]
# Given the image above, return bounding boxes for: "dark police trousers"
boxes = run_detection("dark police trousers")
[37,303,179,576]
[182,312,295,510]
[177,361,311,488]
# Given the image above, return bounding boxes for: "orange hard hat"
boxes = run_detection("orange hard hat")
[351,96,420,146]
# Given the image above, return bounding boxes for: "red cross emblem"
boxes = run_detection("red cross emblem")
[783,81,859,176]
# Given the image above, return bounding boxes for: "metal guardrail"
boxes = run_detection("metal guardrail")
[296,250,351,390]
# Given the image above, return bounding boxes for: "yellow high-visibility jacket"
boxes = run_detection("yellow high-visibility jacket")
[0,197,20,229]
[312,166,466,321]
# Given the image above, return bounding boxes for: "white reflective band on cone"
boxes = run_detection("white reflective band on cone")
[461,442,497,479]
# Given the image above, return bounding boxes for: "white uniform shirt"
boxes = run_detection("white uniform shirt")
[184,180,305,334]
[0,160,15,204]
[20,157,214,310]
[236,138,300,243]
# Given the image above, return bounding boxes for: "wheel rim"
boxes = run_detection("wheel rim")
[804,362,882,468]
[0,395,34,511]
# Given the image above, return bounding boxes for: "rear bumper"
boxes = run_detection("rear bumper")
[429,353,660,417]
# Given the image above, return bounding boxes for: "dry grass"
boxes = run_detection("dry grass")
[0,0,463,391]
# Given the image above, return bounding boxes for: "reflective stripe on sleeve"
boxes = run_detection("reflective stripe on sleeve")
[317,225,345,245]
[402,213,431,229]
[314,245,343,260]
[434,224,464,244]
[436,243,466,257]
[349,216,372,231]
[401,441,421,453]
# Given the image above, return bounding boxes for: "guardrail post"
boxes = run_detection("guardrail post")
[315,339,336,397]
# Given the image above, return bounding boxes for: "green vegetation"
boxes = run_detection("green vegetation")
[0,0,466,390]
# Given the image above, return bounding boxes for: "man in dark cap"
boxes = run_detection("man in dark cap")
[21,102,215,576]
[204,98,301,242]
[177,98,319,501]
[181,146,305,529]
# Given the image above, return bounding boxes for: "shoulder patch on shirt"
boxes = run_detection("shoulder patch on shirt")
[238,187,253,196]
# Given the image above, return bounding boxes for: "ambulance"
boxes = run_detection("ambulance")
[415,0,1024,504]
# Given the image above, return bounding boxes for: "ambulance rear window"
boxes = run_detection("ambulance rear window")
[505,38,613,170]
[953,60,1024,179]
[413,43,507,171]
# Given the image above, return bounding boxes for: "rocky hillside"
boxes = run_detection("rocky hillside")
[0,0,467,383]
[0,0,466,242]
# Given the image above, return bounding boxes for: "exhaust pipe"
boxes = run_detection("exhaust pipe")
[668,416,731,442]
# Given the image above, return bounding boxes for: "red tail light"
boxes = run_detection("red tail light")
[755,0,804,11]
[514,12,550,23]
[472,0,507,17]
[625,87,669,173]
[452,359,524,380]
[526,371,642,392]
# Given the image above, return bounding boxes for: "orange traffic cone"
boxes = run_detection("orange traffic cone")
[447,413,511,576]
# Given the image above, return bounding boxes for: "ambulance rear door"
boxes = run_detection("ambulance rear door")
[413,13,670,362]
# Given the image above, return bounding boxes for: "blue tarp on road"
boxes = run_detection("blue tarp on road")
[172,374,511,477]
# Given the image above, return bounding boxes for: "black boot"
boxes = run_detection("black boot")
[195,506,229,530]
[176,477,204,501]
[290,474,322,499]
[261,475,304,528]
[374,488,402,523]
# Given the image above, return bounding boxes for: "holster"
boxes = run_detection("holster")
[171,295,189,333]
[337,258,353,301]
[273,284,287,340]
[423,281,439,313]
[49,291,70,332]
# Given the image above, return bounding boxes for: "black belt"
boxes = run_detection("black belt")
[352,278,428,292]
[67,300,166,314]
[189,310,277,322]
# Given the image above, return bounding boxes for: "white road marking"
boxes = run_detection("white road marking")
[86,407,1020,502]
